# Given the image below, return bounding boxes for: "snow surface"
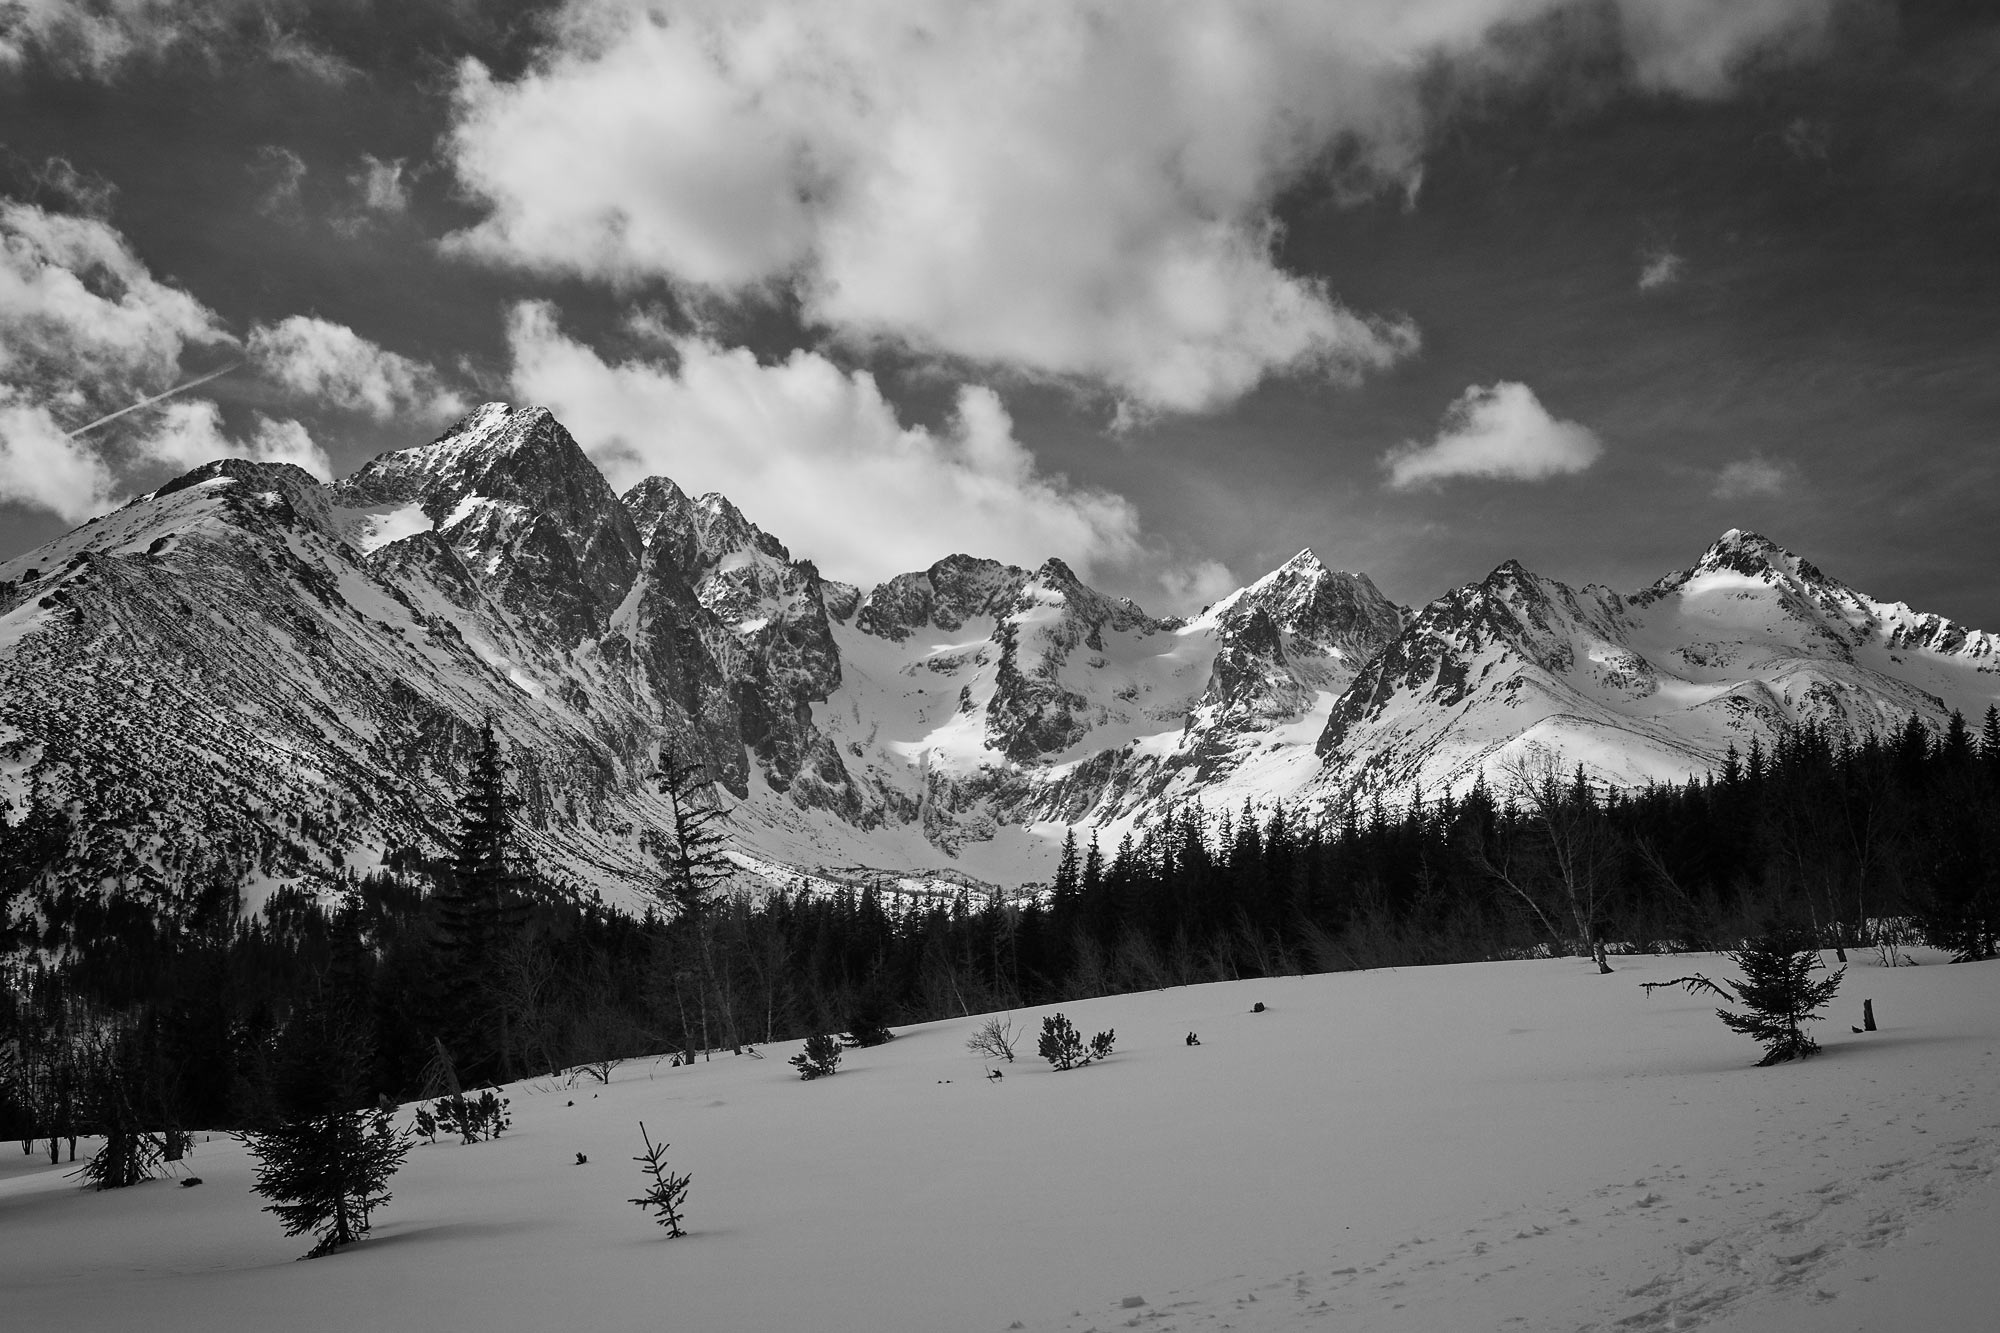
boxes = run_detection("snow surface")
[339,502,436,555]
[5,952,1998,1331]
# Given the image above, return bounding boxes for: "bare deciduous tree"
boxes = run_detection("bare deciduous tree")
[1478,748,1621,973]
[966,1014,1019,1064]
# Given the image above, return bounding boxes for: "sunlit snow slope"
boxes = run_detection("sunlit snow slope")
[4,952,1998,1332]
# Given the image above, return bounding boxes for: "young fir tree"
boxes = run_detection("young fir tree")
[1716,924,1844,1066]
[240,994,410,1258]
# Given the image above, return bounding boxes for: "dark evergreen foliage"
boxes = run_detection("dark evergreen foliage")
[629,1121,691,1236]
[433,1089,511,1142]
[790,1033,841,1080]
[1037,1013,1113,1070]
[240,1108,410,1258]
[1716,924,1845,1065]
[431,720,536,1083]
[650,748,737,1059]
[8,712,2000,1140]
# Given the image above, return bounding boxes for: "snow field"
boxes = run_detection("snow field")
[4,951,1998,1331]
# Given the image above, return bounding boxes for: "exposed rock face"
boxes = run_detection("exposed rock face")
[334,404,644,646]
[3,406,1992,912]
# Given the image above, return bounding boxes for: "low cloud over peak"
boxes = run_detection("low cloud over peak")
[504,302,1144,588]
[1383,382,1602,489]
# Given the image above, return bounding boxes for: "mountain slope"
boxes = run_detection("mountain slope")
[1312,529,2000,802]
[3,404,1994,907]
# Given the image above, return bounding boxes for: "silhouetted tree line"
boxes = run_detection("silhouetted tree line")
[4,707,1997,1150]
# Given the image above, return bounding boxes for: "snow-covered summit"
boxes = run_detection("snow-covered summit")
[1310,531,2000,806]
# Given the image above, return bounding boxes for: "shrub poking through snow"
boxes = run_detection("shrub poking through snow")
[967,1015,1019,1064]
[629,1121,691,1238]
[434,1088,510,1142]
[241,1108,410,1259]
[790,1033,842,1080]
[411,1105,438,1143]
[1038,1014,1115,1070]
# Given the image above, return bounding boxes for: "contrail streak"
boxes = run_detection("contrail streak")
[65,362,242,438]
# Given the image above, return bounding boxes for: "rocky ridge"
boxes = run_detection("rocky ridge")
[2,405,1994,908]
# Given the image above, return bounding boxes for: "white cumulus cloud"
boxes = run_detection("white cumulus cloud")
[133,399,331,479]
[1158,559,1241,614]
[505,302,1142,586]
[1383,381,1602,489]
[444,0,1842,417]
[0,199,231,400]
[248,315,463,421]
[0,202,359,523]
[446,0,1463,414]
[0,390,120,523]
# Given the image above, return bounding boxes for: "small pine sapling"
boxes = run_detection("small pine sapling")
[966,1015,1019,1064]
[433,1088,511,1142]
[629,1121,691,1238]
[1038,1014,1116,1071]
[790,1032,842,1080]
[411,1105,438,1144]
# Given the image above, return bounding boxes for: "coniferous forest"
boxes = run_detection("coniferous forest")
[3,707,1997,1154]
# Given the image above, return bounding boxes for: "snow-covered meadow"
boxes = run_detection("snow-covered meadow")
[5,950,1997,1332]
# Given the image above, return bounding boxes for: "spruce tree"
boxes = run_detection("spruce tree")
[1716,924,1844,1066]
[433,719,532,1079]
[240,993,409,1258]
[1080,832,1103,897]
[242,1108,409,1258]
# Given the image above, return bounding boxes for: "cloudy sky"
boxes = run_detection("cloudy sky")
[2,0,1995,624]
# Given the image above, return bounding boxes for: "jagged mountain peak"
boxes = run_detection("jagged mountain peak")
[1689,528,1828,585]
[1628,530,1850,627]
[855,554,1029,642]
[333,402,607,517]
[624,477,790,576]
[1222,549,1398,629]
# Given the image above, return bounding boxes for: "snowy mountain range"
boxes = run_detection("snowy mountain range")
[2,403,1994,908]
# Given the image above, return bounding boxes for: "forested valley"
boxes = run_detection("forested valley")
[5,708,1998,1155]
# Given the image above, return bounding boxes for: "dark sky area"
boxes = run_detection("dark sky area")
[2,0,1995,625]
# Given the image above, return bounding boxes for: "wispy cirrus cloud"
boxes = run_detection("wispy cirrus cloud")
[0,1,352,81]
[1712,454,1793,500]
